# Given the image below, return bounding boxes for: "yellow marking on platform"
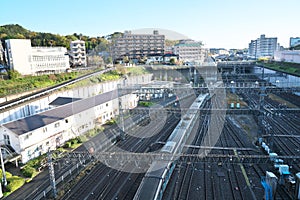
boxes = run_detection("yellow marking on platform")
[233,149,251,186]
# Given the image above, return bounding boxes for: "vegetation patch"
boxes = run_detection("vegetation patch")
[0,169,25,196]
[257,61,300,77]
[21,165,38,178]
[126,66,149,76]
[0,71,82,97]
[138,101,154,107]
[268,94,297,108]
[105,118,117,125]
[63,137,84,149]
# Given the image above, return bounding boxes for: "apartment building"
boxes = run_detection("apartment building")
[5,39,69,75]
[173,40,205,63]
[248,34,278,58]
[112,30,165,62]
[0,90,138,163]
[69,40,87,67]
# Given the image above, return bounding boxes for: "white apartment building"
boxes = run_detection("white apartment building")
[274,50,300,63]
[31,47,70,74]
[173,40,206,63]
[248,34,278,59]
[69,40,87,67]
[0,90,138,163]
[5,39,70,75]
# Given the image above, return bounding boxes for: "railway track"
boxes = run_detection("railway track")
[61,113,180,199]
[60,95,197,200]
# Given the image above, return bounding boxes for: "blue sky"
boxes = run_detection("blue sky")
[1,0,299,49]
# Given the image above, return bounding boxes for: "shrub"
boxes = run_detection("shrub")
[0,169,12,181]
[64,141,72,148]
[105,119,116,125]
[6,176,25,192]
[138,101,154,107]
[26,155,46,169]
[71,138,78,145]
[21,166,37,178]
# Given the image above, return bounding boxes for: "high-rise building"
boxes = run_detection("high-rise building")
[5,39,69,75]
[173,39,206,63]
[69,40,87,67]
[248,35,278,58]
[112,30,165,62]
[290,37,300,48]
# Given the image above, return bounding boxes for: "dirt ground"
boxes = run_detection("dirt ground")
[231,114,259,144]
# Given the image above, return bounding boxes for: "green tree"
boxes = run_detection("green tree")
[105,57,113,64]
[170,58,176,65]
[123,56,129,63]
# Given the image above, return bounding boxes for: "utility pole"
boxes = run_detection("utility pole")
[47,151,57,199]
[0,147,7,187]
[117,84,125,141]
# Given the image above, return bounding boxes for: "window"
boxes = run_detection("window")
[3,135,10,145]
[24,133,32,140]
[43,127,47,133]
[54,122,60,128]
[65,119,69,123]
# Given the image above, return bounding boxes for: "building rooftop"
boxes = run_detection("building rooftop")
[174,43,202,47]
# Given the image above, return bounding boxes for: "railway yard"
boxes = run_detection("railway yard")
[4,69,300,200]
[49,72,300,200]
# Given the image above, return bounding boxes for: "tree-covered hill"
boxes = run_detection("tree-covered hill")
[0,24,122,52]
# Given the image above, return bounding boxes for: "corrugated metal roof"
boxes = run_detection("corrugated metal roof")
[3,90,118,135]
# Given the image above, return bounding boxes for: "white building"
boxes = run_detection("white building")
[5,39,32,75]
[0,90,138,163]
[173,40,205,63]
[0,42,4,64]
[70,40,87,67]
[248,34,278,59]
[5,39,70,75]
[31,47,70,74]
[274,50,300,63]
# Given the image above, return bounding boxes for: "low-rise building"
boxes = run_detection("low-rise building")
[31,47,70,74]
[210,48,229,56]
[5,39,69,75]
[0,90,138,163]
[173,40,205,63]
[274,50,300,63]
